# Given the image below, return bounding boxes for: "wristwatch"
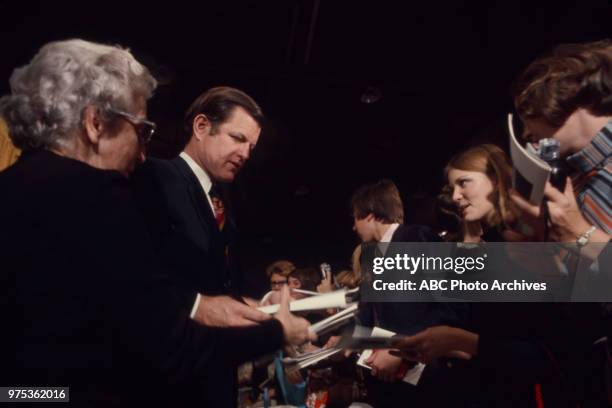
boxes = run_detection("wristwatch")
[576,225,597,247]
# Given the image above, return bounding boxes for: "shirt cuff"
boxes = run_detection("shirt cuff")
[189,293,202,319]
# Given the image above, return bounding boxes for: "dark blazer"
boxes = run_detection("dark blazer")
[132,157,240,304]
[0,150,283,406]
[358,224,467,334]
[130,156,245,406]
[357,224,470,407]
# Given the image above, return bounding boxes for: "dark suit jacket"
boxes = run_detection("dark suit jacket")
[358,224,467,334]
[132,157,240,304]
[357,224,470,407]
[130,156,245,406]
[0,150,283,406]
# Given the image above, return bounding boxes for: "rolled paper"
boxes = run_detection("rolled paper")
[257,289,348,314]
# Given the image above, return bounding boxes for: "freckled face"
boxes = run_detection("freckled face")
[448,168,495,222]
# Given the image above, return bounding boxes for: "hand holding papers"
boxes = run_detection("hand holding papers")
[194,294,271,327]
[390,325,476,364]
[270,288,432,376]
[282,321,413,370]
[355,327,426,386]
[281,304,359,370]
[274,286,317,346]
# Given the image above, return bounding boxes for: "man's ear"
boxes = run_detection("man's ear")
[82,105,104,145]
[193,114,212,140]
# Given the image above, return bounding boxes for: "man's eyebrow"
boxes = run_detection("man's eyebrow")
[231,132,247,141]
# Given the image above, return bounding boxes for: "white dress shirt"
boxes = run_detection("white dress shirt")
[378,222,400,257]
[179,151,215,215]
[178,152,216,319]
[380,223,400,243]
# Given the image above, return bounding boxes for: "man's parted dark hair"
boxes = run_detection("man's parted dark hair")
[184,86,264,136]
[351,179,405,224]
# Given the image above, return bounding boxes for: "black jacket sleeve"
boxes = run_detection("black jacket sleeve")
[95,174,284,382]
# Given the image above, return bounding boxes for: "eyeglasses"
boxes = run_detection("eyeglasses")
[108,109,156,144]
[270,279,288,288]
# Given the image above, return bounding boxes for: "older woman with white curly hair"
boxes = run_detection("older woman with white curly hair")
[0,39,156,175]
[0,39,313,406]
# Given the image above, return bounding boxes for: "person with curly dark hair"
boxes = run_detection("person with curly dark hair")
[511,40,611,247]
[510,38,612,407]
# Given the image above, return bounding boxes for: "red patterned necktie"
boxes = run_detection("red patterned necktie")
[208,185,226,230]
[208,185,230,267]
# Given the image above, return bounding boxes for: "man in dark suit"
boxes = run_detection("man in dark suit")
[131,86,265,406]
[351,179,468,407]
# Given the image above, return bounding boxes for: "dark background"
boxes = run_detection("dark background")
[2,0,611,296]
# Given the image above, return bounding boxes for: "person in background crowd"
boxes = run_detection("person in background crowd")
[509,39,611,249]
[260,259,296,306]
[351,179,465,407]
[394,143,593,407]
[0,117,20,170]
[335,269,361,289]
[267,259,295,291]
[240,259,298,406]
[288,267,322,299]
[508,38,611,406]
[445,144,516,242]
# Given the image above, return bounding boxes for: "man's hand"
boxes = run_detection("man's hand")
[505,188,547,242]
[508,179,610,262]
[193,295,270,327]
[274,285,317,346]
[391,326,476,364]
[324,335,341,349]
[365,349,403,382]
[259,290,282,307]
[540,179,591,242]
[242,296,260,308]
[507,179,592,242]
[317,271,334,293]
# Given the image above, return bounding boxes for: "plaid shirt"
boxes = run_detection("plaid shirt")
[567,121,612,235]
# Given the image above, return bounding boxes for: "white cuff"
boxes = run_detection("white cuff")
[189,293,202,320]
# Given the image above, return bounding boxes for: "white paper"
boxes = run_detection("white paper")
[309,303,358,334]
[257,289,348,314]
[508,113,551,205]
[402,362,426,385]
[283,347,343,369]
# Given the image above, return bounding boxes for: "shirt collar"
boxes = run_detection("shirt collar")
[179,151,213,195]
[566,120,612,173]
[380,223,400,243]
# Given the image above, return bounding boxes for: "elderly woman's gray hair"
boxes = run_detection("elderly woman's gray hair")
[0,39,157,151]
